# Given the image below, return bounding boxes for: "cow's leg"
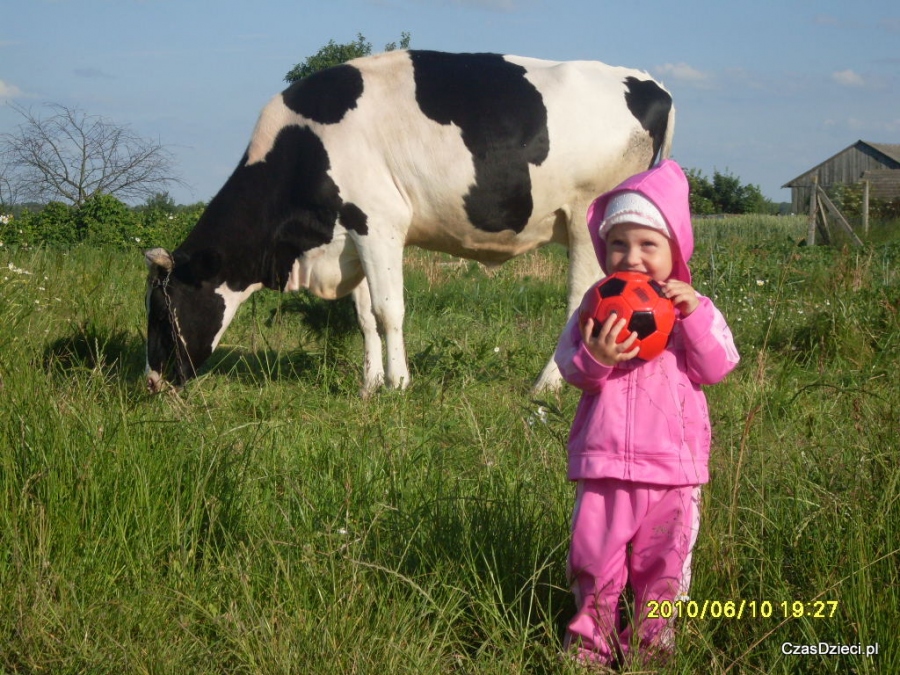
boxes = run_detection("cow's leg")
[532,202,602,393]
[356,240,410,390]
[351,279,385,395]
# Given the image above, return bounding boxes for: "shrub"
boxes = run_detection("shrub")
[0,195,203,249]
[6,202,77,247]
[136,202,204,250]
[77,193,139,246]
[830,182,900,221]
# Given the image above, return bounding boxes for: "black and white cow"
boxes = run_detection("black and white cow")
[145,50,674,394]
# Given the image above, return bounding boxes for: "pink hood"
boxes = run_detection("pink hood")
[586,159,693,284]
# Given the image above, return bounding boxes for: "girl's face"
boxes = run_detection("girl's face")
[604,223,674,282]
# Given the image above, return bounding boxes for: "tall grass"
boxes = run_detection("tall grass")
[1,215,898,673]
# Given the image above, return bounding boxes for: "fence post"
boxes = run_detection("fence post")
[862,180,870,236]
[806,176,818,246]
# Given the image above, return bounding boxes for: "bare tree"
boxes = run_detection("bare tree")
[0,103,185,207]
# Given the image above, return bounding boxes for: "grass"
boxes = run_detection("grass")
[0,215,898,673]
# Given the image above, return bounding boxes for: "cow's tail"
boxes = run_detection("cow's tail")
[657,100,676,163]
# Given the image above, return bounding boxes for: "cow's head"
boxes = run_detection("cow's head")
[144,247,226,393]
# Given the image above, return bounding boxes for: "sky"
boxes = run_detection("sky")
[2,0,898,207]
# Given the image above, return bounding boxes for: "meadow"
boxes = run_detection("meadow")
[0,215,898,674]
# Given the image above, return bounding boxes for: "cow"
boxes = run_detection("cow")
[144,50,674,395]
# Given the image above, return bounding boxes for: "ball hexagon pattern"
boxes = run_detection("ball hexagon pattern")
[579,271,676,361]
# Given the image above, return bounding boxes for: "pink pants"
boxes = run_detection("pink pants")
[564,478,701,665]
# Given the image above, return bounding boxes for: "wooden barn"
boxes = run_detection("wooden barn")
[782,141,900,214]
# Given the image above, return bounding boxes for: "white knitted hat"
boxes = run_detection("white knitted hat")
[597,191,670,241]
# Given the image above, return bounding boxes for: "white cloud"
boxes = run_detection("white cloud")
[833,69,865,87]
[0,79,24,101]
[654,62,713,88]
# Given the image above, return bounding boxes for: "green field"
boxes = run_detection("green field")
[1,215,898,673]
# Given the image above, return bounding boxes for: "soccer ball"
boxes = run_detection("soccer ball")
[580,271,676,361]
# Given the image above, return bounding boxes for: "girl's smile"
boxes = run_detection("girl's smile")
[605,223,673,282]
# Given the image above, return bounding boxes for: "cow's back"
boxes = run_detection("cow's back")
[297,51,672,263]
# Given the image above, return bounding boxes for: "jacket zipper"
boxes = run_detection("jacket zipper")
[624,367,634,480]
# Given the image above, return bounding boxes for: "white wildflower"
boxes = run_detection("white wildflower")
[7,262,31,275]
[528,406,549,427]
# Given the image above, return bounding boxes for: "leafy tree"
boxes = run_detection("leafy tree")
[686,168,716,215]
[137,191,178,214]
[0,103,185,207]
[285,32,411,83]
[686,167,773,214]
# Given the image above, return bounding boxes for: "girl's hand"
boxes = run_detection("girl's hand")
[663,280,700,316]
[581,312,640,366]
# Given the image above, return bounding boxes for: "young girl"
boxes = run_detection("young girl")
[554,159,740,666]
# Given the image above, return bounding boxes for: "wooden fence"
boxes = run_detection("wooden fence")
[805,176,864,247]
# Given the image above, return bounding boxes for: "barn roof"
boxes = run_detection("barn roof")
[868,143,900,164]
[782,140,900,187]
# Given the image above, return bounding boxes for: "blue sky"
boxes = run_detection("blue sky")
[2,0,898,206]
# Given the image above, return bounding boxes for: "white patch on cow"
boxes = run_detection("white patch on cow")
[213,282,264,349]
[246,96,300,166]
[283,228,366,299]
[284,252,318,293]
[320,52,477,253]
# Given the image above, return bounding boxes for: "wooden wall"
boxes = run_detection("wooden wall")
[786,142,900,213]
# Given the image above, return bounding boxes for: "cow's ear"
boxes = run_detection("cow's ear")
[189,248,222,282]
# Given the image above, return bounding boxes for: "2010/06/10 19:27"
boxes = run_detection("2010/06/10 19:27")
[645,599,840,620]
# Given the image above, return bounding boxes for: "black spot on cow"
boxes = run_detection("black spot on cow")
[171,248,222,286]
[339,203,368,234]
[410,50,550,234]
[282,63,364,125]
[624,77,673,163]
[179,125,365,292]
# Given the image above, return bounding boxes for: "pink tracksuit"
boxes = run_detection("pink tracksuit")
[554,160,739,664]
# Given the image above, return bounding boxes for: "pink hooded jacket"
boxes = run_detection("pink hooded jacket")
[554,160,740,486]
